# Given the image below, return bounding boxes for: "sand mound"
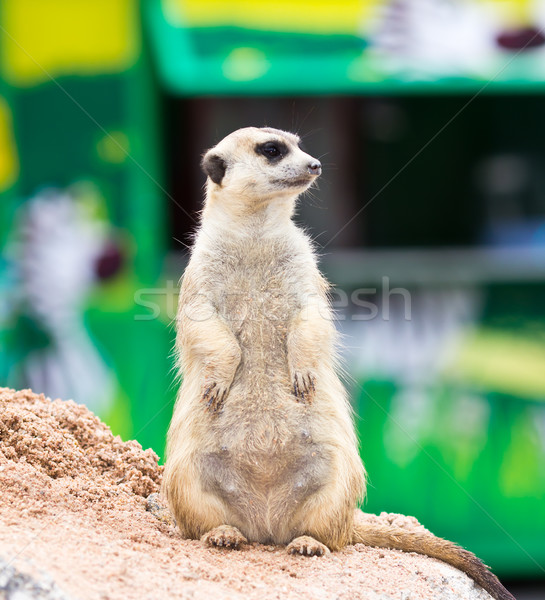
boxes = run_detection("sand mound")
[0,388,493,600]
[0,388,161,502]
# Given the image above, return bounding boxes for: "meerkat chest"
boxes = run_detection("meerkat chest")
[203,237,307,327]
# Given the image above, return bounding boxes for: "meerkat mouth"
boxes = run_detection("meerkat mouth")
[273,177,316,189]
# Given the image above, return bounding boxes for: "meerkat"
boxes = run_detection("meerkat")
[162,127,514,600]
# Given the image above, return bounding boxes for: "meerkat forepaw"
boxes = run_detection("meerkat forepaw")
[202,382,229,413]
[287,536,330,556]
[201,525,247,549]
[292,372,316,403]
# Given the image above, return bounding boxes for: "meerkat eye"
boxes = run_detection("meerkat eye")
[264,143,280,157]
[256,141,289,161]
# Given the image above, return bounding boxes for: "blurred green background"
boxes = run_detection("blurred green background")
[1,0,544,585]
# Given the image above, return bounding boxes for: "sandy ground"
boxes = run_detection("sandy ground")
[0,388,495,600]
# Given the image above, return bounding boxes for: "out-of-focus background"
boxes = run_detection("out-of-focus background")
[1,0,544,592]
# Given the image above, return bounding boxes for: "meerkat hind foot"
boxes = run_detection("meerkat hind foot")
[201,525,247,549]
[287,536,330,556]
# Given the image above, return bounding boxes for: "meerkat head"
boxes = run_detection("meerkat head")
[201,127,322,206]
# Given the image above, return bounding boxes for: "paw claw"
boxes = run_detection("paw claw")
[202,382,228,413]
[201,525,247,550]
[287,536,329,557]
[292,372,316,403]
[203,382,216,399]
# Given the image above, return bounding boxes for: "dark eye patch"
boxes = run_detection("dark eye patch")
[255,140,289,162]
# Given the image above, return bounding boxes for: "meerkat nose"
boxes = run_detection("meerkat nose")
[308,160,322,176]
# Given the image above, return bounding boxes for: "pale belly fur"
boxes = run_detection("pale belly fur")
[196,278,333,543]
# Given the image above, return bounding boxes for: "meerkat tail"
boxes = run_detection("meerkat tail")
[351,522,515,600]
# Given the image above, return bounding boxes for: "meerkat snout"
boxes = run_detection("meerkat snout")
[308,160,322,176]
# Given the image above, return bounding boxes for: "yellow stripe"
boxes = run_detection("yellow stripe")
[454,329,545,400]
[1,0,140,87]
[0,97,19,192]
[486,0,533,26]
[164,0,377,35]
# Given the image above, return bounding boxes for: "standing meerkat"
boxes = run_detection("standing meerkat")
[162,127,514,600]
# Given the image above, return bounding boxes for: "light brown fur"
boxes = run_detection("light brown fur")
[162,127,514,600]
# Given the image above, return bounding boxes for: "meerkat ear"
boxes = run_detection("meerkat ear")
[201,152,227,185]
